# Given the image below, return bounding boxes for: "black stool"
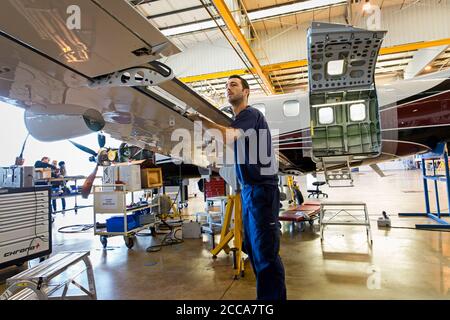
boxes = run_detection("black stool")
[307,181,328,198]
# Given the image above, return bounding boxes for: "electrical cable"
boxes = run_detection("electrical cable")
[145,220,184,253]
[219,278,236,300]
[25,188,49,259]
[57,224,94,233]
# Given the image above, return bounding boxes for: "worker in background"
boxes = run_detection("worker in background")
[34,156,56,170]
[188,75,286,300]
[50,160,66,213]
[59,161,67,177]
[293,181,304,206]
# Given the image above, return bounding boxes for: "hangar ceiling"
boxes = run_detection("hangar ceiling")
[130,0,450,105]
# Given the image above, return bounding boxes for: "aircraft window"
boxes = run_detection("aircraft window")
[318,107,334,125]
[283,100,300,117]
[350,103,366,121]
[327,60,345,76]
[252,103,266,116]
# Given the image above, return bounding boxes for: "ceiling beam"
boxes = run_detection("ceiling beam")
[148,4,209,20]
[130,0,159,6]
[180,37,450,83]
[211,0,275,94]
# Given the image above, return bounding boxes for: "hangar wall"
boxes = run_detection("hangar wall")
[165,0,450,78]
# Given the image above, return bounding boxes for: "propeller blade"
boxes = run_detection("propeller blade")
[81,165,99,199]
[69,140,98,157]
[98,133,106,148]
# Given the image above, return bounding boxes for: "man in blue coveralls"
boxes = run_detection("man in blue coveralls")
[188,75,286,300]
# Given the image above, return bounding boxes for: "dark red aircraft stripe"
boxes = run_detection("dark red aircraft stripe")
[381,89,450,130]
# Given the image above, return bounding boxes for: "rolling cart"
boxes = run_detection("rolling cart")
[92,184,160,249]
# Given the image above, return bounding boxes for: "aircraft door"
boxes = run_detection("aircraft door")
[307,22,386,185]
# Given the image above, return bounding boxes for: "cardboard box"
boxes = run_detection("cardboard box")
[0,166,34,188]
[141,168,162,189]
[118,165,142,192]
[182,221,202,239]
[103,166,119,185]
[34,168,51,180]
[103,165,142,192]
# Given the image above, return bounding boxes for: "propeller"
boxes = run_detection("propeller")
[81,164,98,199]
[98,133,106,148]
[69,140,97,159]
[69,133,107,198]
[69,134,154,198]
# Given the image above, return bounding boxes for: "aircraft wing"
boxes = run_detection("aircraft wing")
[0,0,232,171]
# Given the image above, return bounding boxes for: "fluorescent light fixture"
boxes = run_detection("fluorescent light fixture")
[312,100,366,108]
[162,19,225,36]
[161,0,345,36]
[327,60,345,76]
[248,0,346,21]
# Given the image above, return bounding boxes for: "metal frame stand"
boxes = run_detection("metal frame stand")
[210,193,245,279]
[320,201,373,246]
[399,143,450,229]
[1,251,96,300]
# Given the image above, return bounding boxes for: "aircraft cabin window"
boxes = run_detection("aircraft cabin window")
[252,103,266,116]
[327,59,345,76]
[318,107,334,125]
[283,100,300,117]
[349,103,366,121]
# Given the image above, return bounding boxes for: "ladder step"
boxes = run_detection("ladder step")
[7,252,89,283]
[321,156,354,187]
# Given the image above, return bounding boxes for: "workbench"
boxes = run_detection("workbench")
[35,176,98,214]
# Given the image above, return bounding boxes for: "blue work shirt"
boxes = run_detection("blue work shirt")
[230,106,278,186]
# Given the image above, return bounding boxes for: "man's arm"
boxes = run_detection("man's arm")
[187,113,242,145]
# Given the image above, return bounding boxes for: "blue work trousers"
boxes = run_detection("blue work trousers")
[241,184,287,300]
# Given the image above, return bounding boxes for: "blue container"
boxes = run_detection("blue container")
[106,215,139,232]
[132,210,142,225]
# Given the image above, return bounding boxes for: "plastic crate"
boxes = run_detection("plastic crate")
[106,215,139,232]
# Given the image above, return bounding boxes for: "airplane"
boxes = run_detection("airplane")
[0,1,449,190]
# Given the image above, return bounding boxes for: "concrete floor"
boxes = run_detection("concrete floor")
[1,169,450,300]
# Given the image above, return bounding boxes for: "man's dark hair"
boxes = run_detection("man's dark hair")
[41,156,49,161]
[228,75,250,98]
